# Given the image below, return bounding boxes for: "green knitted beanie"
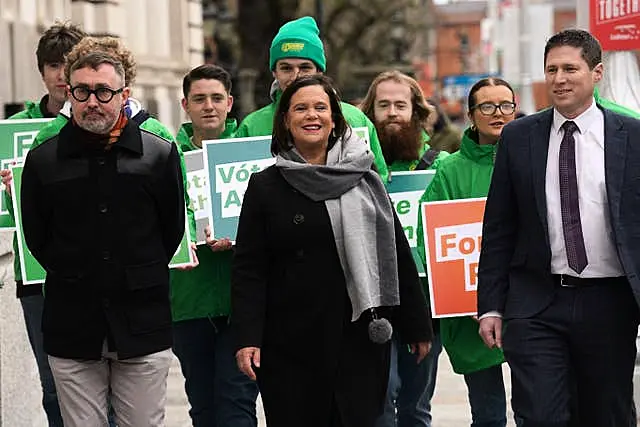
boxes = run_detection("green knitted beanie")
[269,16,326,72]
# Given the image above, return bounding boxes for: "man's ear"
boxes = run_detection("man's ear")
[227,95,234,113]
[181,98,189,114]
[592,62,604,84]
[121,87,131,105]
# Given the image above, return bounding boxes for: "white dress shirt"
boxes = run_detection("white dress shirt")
[545,99,623,278]
[480,99,624,319]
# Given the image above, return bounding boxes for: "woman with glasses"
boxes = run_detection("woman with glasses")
[417,77,522,427]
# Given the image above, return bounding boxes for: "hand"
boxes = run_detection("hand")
[1,169,13,196]
[204,225,232,252]
[236,346,261,381]
[409,341,432,364]
[175,242,200,270]
[479,316,503,349]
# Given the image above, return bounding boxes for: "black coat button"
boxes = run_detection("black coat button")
[99,204,108,213]
[293,214,304,224]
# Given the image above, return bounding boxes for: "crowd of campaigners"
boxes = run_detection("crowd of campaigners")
[3,13,640,427]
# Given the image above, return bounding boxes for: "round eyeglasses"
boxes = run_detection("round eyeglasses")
[471,102,516,116]
[70,86,124,103]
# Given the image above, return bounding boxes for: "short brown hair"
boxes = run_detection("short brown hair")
[360,71,432,126]
[66,52,125,85]
[36,21,85,74]
[64,36,136,85]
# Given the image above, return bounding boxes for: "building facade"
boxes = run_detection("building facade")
[0,0,204,134]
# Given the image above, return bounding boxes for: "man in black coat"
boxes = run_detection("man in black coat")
[20,50,185,427]
[477,29,640,427]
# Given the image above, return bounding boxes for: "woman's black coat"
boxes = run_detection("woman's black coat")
[231,166,433,427]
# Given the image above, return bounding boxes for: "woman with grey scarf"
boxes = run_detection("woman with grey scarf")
[231,75,433,427]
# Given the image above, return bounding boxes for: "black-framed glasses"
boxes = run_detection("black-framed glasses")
[471,102,516,116]
[69,86,124,103]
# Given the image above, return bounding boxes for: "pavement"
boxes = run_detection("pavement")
[166,350,640,427]
[164,352,516,427]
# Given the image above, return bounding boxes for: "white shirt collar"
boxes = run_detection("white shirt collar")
[552,98,599,136]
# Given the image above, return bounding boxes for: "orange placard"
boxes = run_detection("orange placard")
[422,198,486,318]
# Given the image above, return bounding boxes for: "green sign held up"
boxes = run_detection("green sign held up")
[0,119,53,228]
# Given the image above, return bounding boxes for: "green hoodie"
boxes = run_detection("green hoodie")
[235,91,390,182]
[170,119,239,321]
[9,99,194,284]
[594,87,640,119]
[387,130,449,172]
[417,128,504,375]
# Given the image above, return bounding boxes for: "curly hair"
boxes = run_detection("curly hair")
[64,36,137,85]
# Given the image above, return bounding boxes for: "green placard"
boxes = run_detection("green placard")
[11,165,46,284]
[0,119,54,228]
[169,214,194,268]
[386,170,436,277]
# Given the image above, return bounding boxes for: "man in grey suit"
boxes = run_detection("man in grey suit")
[477,29,640,427]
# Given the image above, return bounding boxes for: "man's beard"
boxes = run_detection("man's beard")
[376,118,424,165]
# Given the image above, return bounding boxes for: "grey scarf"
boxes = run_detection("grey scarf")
[275,131,400,323]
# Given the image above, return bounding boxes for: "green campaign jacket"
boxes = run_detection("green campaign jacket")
[170,119,239,321]
[417,128,505,375]
[594,87,640,119]
[387,130,449,173]
[235,90,390,182]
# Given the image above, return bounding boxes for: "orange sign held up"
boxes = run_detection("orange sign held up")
[422,198,486,318]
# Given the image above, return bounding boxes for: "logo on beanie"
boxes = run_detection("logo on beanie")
[281,42,305,53]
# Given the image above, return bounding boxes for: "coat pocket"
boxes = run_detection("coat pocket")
[124,260,168,290]
[123,261,171,334]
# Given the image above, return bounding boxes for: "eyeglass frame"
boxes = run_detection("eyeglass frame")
[68,85,125,103]
[470,101,517,116]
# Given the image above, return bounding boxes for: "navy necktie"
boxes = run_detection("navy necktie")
[559,120,588,274]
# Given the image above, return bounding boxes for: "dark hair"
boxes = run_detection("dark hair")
[66,52,125,85]
[467,77,515,112]
[271,74,349,155]
[427,99,451,133]
[182,64,232,98]
[544,29,602,70]
[360,70,431,126]
[36,21,86,74]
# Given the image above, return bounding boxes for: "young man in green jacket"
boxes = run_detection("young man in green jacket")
[171,64,259,427]
[235,16,390,182]
[360,70,447,427]
[1,22,85,427]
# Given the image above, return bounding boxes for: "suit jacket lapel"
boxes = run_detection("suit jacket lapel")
[603,107,627,225]
[530,109,553,239]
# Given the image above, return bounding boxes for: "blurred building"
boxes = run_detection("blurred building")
[0,0,204,133]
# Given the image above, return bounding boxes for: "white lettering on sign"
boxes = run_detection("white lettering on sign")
[435,222,483,291]
[14,131,38,159]
[215,158,275,218]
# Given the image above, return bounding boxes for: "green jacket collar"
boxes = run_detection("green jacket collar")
[176,118,238,151]
[459,128,497,165]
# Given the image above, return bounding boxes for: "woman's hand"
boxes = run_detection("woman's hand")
[236,346,261,381]
[409,341,432,364]
[204,225,233,252]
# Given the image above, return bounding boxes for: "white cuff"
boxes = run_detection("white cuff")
[478,311,502,320]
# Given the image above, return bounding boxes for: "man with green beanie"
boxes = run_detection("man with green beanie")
[235,16,389,182]
[171,64,259,427]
